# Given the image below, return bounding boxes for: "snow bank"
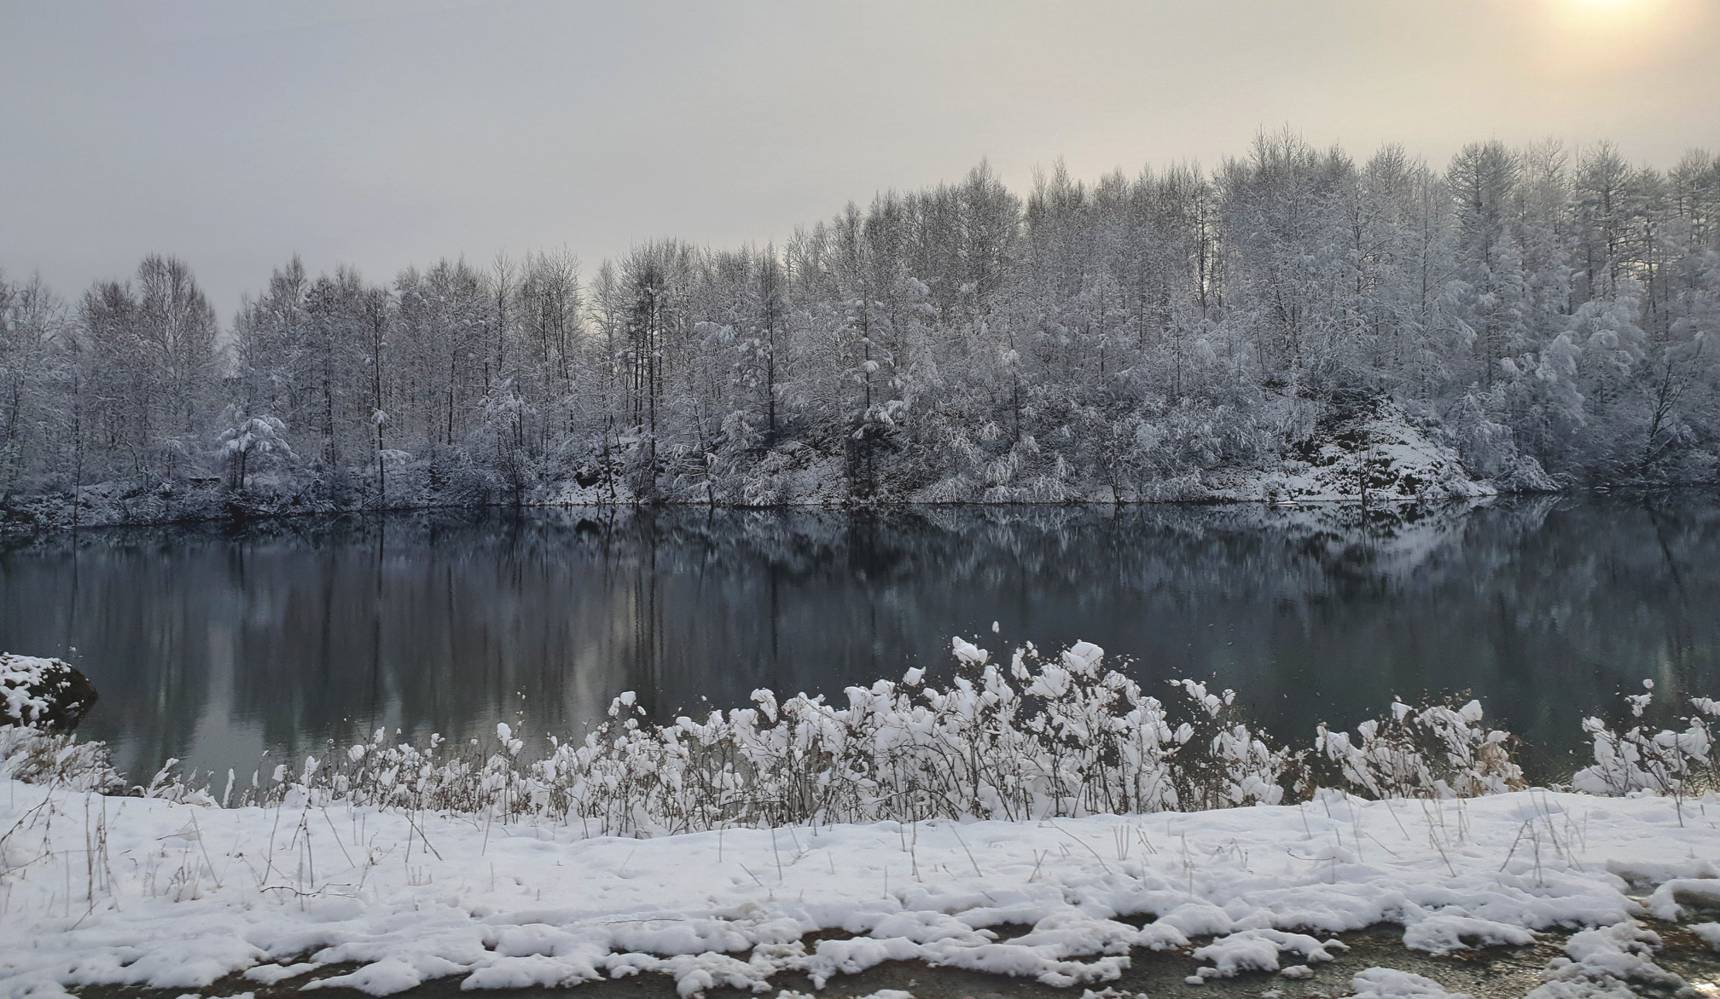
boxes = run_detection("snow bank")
[1,782,1715,997]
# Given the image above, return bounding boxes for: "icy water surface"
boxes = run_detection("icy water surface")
[2,495,1717,782]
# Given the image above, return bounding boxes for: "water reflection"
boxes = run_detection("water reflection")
[1,495,1716,782]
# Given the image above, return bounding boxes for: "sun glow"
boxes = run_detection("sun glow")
[1565,0,1640,22]
[1544,0,1683,68]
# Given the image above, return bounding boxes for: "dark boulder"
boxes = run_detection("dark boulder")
[1,654,98,730]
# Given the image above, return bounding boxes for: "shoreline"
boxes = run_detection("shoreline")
[6,481,1654,542]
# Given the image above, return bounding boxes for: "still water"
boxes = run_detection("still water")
[2,496,1716,783]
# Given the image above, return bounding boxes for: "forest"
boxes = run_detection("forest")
[2,132,1718,520]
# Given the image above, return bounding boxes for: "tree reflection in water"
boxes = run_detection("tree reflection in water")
[1,494,1715,783]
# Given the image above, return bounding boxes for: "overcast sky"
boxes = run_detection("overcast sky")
[3,0,1718,318]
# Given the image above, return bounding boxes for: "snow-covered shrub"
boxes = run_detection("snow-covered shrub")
[7,636,1714,838]
[1166,679,1296,809]
[1312,696,1523,799]
[186,639,1306,834]
[1572,680,1717,802]
[0,726,124,793]
[215,410,295,491]
[424,443,499,505]
[138,757,219,806]
[1440,393,1556,492]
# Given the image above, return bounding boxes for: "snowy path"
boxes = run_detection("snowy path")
[3,782,1719,997]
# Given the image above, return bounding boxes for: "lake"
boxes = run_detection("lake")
[2,495,1716,784]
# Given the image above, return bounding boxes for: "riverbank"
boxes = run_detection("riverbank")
[4,634,1720,995]
[1,398,1573,539]
[3,779,1718,997]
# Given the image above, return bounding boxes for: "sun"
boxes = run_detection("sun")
[1553,0,1659,35]
[1567,0,1637,16]
[1566,0,1635,17]
[1539,0,1681,70]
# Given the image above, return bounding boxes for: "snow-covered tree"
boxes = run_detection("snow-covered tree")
[4,135,1719,518]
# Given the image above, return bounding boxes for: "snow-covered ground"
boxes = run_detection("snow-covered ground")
[3,780,1718,998]
[5,634,1715,996]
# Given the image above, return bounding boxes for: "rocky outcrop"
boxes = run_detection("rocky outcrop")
[1,654,98,730]
[1263,394,1497,503]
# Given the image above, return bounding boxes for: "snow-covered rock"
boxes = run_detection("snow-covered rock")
[1526,920,1688,997]
[0,653,97,730]
[1348,967,1472,998]
[1263,393,1500,504]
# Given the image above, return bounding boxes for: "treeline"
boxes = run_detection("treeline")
[3,132,1718,510]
